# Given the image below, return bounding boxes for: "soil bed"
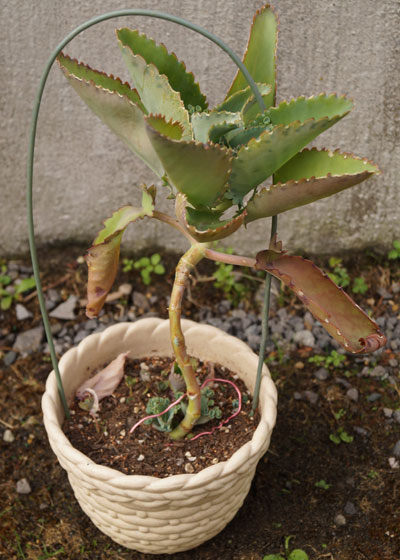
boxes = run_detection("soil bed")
[0,245,399,560]
[64,357,258,476]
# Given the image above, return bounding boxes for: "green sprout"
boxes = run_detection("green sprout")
[0,268,36,311]
[352,276,368,294]
[388,240,400,260]
[133,254,166,285]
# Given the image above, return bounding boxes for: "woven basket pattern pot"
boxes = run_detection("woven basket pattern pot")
[42,318,277,554]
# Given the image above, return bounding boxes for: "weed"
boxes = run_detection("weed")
[0,267,36,311]
[352,276,368,294]
[367,469,379,479]
[123,253,166,285]
[315,479,331,490]
[327,257,350,288]
[263,536,309,560]
[213,248,248,304]
[329,426,354,444]
[308,350,346,368]
[388,240,400,260]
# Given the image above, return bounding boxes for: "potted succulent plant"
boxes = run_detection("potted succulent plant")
[30,4,386,554]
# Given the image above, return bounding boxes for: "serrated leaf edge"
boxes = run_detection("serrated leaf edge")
[57,53,144,108]
[255,253,387,353]
[175,194,245,241]
[116,28,208,110]
[269,93,353,119]
[227,4,278,104]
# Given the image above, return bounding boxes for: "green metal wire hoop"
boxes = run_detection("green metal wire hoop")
[26,8,275,418]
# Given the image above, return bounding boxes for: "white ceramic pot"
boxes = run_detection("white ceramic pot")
[42,318,277,554]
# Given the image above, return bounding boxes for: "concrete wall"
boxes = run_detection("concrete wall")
[2,0,399,257]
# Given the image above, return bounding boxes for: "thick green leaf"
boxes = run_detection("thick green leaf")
[229,95,353,200]
[191,111,242,143]
[216,83,271,117]
[117,28,207,111]
[145,121,233,207]
[226,4,277,109]
[87,200,153,318]
[255,243,386,354]
[58,54,164,177]
[245,149,380,222]
[58,52,144,109]
[175,194,245,242]
[118,39,191,139]
[267,94,353,125]
[146,114,183,140]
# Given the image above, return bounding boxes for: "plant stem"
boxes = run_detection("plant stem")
[204,248,256,268]
[169,244,207,440]
[152,211,195,242]
[252,215,278,415]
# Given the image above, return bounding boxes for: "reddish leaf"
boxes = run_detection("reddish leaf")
[255,247,386,354]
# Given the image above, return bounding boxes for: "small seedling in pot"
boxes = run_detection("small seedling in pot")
[57,4,385,440]
[125,375,138,397]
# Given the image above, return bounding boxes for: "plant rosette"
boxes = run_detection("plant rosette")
[42,318,277,554]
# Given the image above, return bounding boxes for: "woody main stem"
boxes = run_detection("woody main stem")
[169,244,207,440]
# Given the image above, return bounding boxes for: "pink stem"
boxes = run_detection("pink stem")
[129,393,187,434]
[129,378,242,438]
[189,378,242,441]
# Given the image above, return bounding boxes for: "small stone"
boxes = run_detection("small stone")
[211,457,219,464]
[346,388,359,402]
[388,457,399,469]
[132,292,150,312]
[370,365,386,378]
[303,311,315,329]
[184,462,194,473]
[294,361,305,370]
[120,397,126,404]
[389,358,398,368]
[293,391,303,400]
[49,295,78,320]
[314,367,329,381]
[137,454,145,462]
[383,408,393,418]
[3,429,15,442]
[3,351,17,366]
[354,426,369,437]
[367,392,381,403]
[392,440,400,457]
[303,390,318,405]
[15,304,33,321]
[73,330,88,344]
[13,326,44,354]
[119,429,126,437]
[393,410,400,424]
[47,288,62,303]
[16,478,31,494]
[294,329,315,348]
[140,369,151,383]
[344,501,357,515]
[119,283,133,296]
[334,514,346,526]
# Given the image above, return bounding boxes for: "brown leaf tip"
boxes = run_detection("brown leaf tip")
[359,332,387,353]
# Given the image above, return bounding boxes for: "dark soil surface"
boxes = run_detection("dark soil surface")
[0,245,399,560]
[64,356,258,476]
